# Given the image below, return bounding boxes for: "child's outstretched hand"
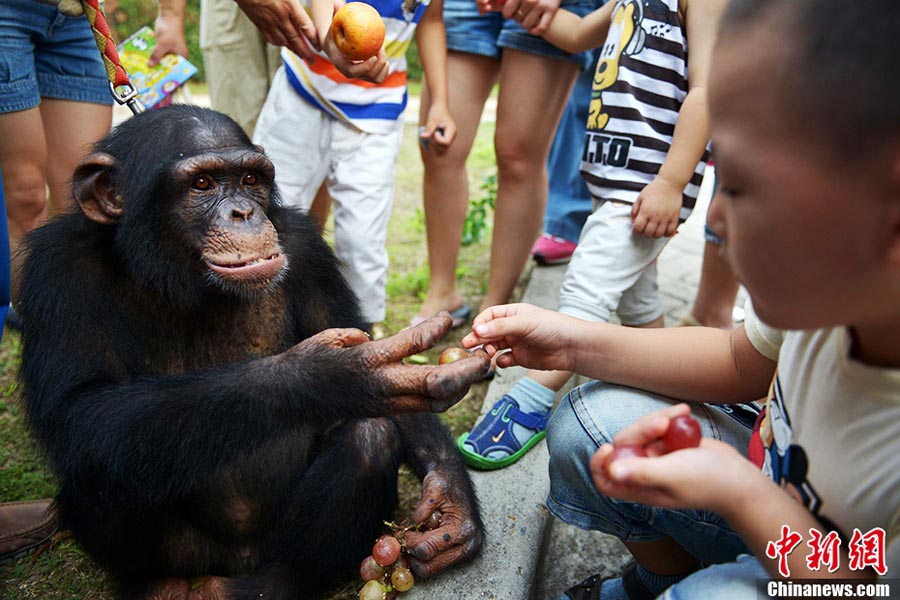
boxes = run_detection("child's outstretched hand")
[631,176,684,238]
[591,403,764,513]
[461,303,582,372]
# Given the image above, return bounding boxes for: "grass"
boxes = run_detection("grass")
[0,111,517,599]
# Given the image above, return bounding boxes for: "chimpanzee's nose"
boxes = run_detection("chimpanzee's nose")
[230,203,254,222]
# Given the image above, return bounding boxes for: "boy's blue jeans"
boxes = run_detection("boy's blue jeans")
[546,381,766,596]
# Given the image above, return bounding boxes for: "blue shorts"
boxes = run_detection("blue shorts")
[0,0,113,113]
[443,0,600,70]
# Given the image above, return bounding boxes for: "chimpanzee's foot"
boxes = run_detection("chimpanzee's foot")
[132,576,230,600]
[188,576,230,600]
[134,578,191,600]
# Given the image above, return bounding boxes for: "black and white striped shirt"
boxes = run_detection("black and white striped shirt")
[580,0,709,221]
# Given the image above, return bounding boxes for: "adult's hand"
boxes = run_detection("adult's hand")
[235,0,320,62]
[149,13,189,68]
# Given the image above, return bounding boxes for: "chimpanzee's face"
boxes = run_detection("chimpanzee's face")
[171,146,288,295]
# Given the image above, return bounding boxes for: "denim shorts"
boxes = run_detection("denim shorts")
[545,381,758,565]
[0,0,113,113]
[443,0,600,70]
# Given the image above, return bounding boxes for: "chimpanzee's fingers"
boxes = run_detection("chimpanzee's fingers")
[291,327,370,354]
[382,351,490,402]
[367,312,454,364]
[405,532,482,578]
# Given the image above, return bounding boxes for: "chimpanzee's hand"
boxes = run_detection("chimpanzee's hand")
[404,470,484,578]
[286,312,491,413]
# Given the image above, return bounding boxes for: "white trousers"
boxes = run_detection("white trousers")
[559,200,668,325]
[254,68,404,323]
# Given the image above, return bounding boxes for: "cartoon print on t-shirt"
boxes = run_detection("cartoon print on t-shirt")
[756,376,822,514]
[588,0,645,130]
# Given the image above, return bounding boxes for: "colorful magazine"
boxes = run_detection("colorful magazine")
[117,26,198,109]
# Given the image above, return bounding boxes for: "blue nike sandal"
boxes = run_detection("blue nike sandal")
[456,395,549,470]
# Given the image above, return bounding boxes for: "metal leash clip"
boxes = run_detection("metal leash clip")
[110,82,146,115]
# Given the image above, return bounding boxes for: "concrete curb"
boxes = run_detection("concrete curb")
[407,264,612,600]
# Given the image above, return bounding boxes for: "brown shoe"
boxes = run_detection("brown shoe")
[0,499,60,564]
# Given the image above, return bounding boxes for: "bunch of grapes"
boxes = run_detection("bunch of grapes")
[357,513,441,600]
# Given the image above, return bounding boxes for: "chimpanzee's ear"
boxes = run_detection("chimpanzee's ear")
[73,152,125,225]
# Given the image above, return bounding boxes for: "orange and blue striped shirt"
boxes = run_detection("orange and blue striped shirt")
[282,0,430,134]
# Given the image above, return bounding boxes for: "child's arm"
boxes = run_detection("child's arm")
[151,0,189,67]
[536,3,615,54]
[593,407,880,582]
[463,303,776,404]
[314,0,389,82]
[482,1,614,54]
[415,0,457,155]
[631,0,727,238]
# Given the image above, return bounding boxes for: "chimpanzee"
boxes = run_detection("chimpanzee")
[17,105,489,600]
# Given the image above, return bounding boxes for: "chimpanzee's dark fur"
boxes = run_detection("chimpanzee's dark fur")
[18,106,481,599]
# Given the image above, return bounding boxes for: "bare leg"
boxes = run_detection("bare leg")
[416,52,499,321]
[687,240,740,329]
[38,98,112,215]
[0,108,50,242]
[1,100,110,301]
[483,51,578,310]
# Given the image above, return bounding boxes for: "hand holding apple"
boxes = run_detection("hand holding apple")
[330,2,385,61]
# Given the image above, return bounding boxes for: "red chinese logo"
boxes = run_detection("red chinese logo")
[766,526,889,577]
[766,525,803,577]
[848,527,887,576]
[806,528,841,573]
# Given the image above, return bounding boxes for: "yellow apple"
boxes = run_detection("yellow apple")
[330,3,386,62]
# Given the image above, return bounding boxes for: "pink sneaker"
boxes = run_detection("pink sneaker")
[531,234,577,265]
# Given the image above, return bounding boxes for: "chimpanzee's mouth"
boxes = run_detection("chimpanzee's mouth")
[206,252,286,282]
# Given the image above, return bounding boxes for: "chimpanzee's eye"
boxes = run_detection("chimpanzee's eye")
[242,172,258,186]
[192,175,213,190]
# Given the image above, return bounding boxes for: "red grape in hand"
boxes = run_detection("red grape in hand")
[662,415,701,452]
[602,444,647,474]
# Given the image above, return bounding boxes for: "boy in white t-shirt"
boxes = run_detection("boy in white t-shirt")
[254,0,455,328]
[462,0,900,598]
